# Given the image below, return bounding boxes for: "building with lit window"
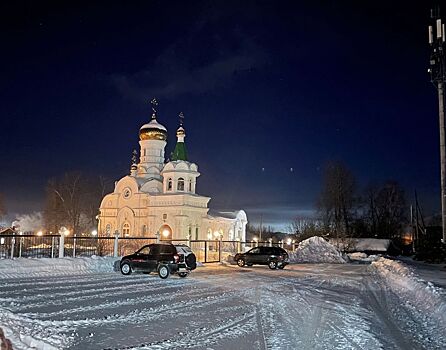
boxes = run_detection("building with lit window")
[97,102,247,241]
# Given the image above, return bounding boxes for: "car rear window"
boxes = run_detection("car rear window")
[159,244,176,254]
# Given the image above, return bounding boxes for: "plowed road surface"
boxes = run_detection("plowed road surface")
[0,264,444,349]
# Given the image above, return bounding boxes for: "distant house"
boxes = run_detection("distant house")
[0,228,16,235]
[329,238,392,254]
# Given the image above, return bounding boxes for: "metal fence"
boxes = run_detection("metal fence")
[0,235,296,263]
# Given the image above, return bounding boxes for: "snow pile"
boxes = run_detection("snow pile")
[0,256,117,279]
[371,258,446,331]
[289,236,347,263]
[348,252,380,262]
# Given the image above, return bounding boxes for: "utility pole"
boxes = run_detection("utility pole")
[429,7,446,244]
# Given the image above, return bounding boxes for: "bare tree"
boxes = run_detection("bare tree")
[317,161,356,240]
[374,181,407,239]
[44,172,112,235]
[289,217,326,242]
[83,175,112,231]
[361,181,407,239]
[45,172,85,235]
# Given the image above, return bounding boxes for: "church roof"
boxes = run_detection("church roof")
[171,140,188,161]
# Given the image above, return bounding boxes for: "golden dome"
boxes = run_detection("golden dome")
[139,119,167,141]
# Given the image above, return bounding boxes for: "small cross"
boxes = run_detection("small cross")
[179,112,184,126]
[151,98,158,119]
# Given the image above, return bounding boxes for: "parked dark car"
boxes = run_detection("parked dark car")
[120,243,197,279]
[234,246,289,269]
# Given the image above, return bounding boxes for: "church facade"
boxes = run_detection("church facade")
[97,101,247,241]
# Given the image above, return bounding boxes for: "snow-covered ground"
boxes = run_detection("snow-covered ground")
[1,256,445,349]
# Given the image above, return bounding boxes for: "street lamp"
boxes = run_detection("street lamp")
[91,230,98,236]
[37,231,43,236]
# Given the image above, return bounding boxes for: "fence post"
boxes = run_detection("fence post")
[73,234,76,257]
[218,240,221,262]
[51,236,55,258]
[113,231,119,258]
[237,240,241,253]
[156,231,160,243]
[59,234,65,258]
[10,237,15,259]
[204,241,207,263]
[18,237,23,258]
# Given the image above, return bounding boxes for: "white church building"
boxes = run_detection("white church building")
[98,100,247,241]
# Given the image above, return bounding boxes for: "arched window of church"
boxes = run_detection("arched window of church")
[177,178,185,191]
[105,224,111,236]
[122,223,130,236]
[189,179,192,192]
[167,178,173,191]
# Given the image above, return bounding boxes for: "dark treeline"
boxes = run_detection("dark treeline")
[291,161,408,243]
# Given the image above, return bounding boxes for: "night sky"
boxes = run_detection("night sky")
[0,1,442,229]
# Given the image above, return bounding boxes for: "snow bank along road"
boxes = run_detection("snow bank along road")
[0,262,445,350]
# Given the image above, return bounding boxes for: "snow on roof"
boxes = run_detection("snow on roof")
[330,238,391,252]
[208,210,238,220]
[140,119,167,131]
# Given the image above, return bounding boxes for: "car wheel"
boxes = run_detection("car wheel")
[178,272,188,278]
[237,258,245,267]
[278,265,285,269]
[158,264,170,279]
[120,262,132,275]
[268,260,278,270]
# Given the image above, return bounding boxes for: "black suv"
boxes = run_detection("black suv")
[120,243,197,279]
[234,246,289,269]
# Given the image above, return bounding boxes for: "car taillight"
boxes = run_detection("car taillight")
[174,254,180,263]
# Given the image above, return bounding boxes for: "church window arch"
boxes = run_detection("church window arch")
[105,224,111,236]
[189,179,192,192]
[122,223,130,236]
[167,178,173,191]
[177,178,185,191]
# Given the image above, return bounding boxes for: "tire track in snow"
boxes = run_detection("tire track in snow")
[109,308,257,350]
[1,279,191,310]
[20,283,232,319]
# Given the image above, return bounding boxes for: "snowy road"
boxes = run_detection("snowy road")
[1,263,445,350]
